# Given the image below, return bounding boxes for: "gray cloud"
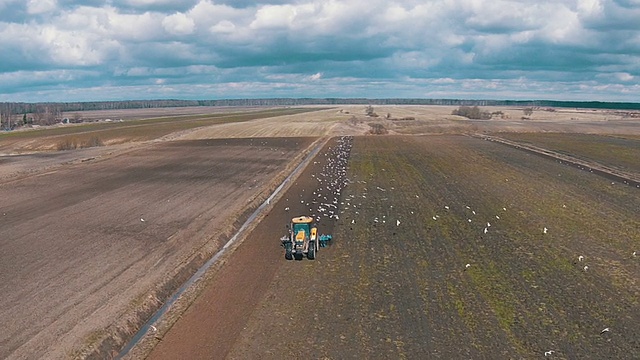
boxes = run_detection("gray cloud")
[0,0,639,102]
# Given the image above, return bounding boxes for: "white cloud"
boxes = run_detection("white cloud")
[189,0,246,26]
[121,0,185,7]
[249,4,297,30]
[210,20,236,34]
[577,0,604,17]
[162,12,196,35]
[26,0,57,15]
[309,72,322,80]
[614,72,634,81]
[0,0,639,102]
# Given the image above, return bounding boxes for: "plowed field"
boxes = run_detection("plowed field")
[0,137,315,359]
[151,135,639,359]
[3,105,640,359]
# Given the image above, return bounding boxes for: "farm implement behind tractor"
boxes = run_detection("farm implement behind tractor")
[281,216,332,260]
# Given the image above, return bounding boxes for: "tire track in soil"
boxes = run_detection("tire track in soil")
[145,137,352,360]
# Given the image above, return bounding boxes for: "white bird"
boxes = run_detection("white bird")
[495,215,500,219]
[633,251,637,257]
[483,228,488,234]
[432,216,437,221]
[285,207,290,211]
[486,222,491,227]
[140,218,145,222]
[543,227,548,234]
[444,205,449,210]
[150,325,157,332]
[351,219,355,224]
[396,220,400,226]
[468,219,472,223]
[465,263,471,269]
[583,265,589,271]
[544,350,554,357]
[600,327,610,334]
[578,255,584,262]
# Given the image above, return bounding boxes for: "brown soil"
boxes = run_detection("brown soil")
[144,135,639,359]
[3,105,639,359]
[0,137,314,359]
[145,137,349,360]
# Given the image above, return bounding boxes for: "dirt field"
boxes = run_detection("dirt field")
[0,136,315,359]
[144,135,639,359]
[2,105,639,359]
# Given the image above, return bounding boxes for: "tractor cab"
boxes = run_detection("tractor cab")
[292,216,315,243]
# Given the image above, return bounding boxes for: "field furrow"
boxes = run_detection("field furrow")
[228,135,639,359]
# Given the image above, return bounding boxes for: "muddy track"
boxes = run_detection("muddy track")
[141,137,353,360]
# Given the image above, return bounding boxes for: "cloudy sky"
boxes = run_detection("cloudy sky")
[0,0,639,103]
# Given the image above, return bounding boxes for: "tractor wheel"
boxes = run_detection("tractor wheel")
[294,252,304,260]
[285,243,293,260]
[307,241,316,260]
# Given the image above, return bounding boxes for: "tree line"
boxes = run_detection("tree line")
[2,98,639,130]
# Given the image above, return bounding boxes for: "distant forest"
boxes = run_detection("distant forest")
[2,98,640,116]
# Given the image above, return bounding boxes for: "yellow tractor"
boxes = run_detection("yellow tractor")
[281,216,331,260]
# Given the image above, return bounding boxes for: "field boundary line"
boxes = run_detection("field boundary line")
[473,134,640,188]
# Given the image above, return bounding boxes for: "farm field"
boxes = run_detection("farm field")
[496,132,640,174]
[147,135,639,359]
[0,136,316,359]
[0,107,320,153]
[2,105,640,359]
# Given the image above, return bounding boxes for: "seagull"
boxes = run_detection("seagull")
[285,207,290,211]
[444,205,449,210]
[583,265,589,271]
[633,251,637,257]
[544,350,555,357]
[140,218,145,222]
[432,216,437,221]
[483,228,488,234]
[351,219,355,224]
[465,263,471,269]
[150,325,157,332]
[543,227,548,234]
[396,220,400,226]
[600,327,610,334]
[578,255,584,262]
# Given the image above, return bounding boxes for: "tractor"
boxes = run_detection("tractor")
[281,216,332,260]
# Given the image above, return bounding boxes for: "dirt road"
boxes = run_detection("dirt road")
[0,137,314,359]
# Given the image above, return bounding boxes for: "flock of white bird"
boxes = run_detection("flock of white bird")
[286,136,353,226]
[278,135,636,358]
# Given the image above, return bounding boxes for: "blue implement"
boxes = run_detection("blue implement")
[319,234,332,247]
